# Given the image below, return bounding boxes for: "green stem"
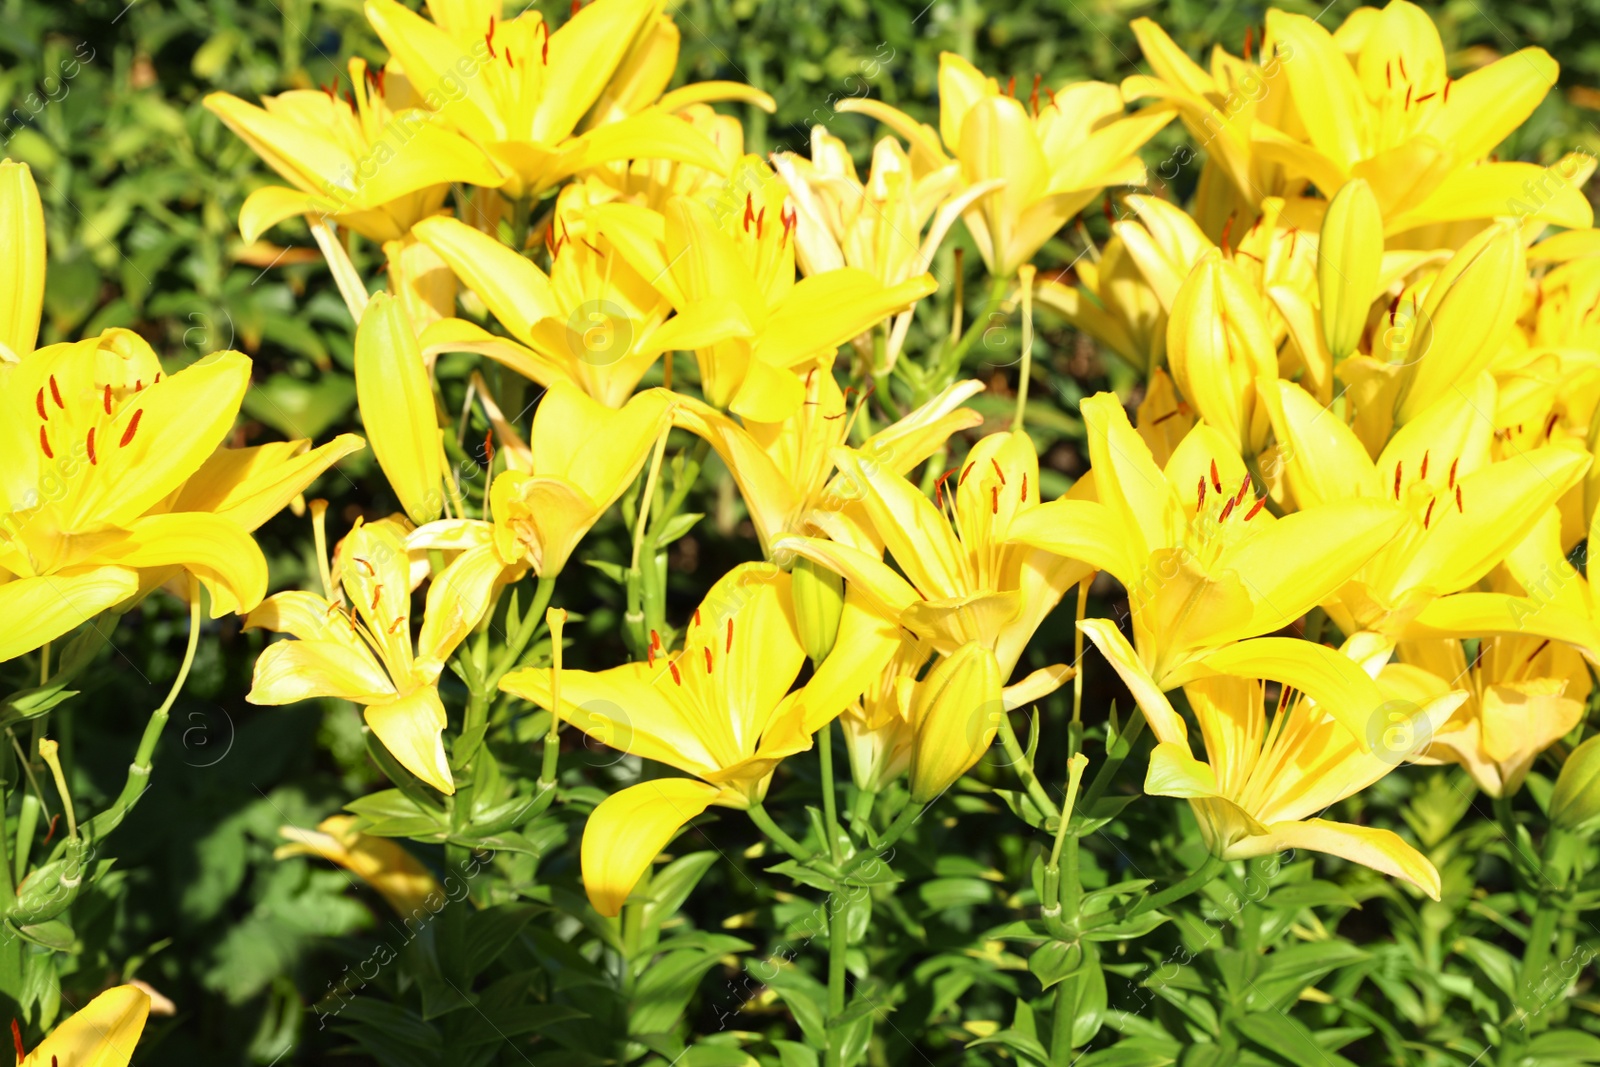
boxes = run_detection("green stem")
[842,802,921,873]
[996,712,1060,821]
[941,274,1008,375]
[72,586,204,852]
[1117,854,1225,923]
[748,801,814,861]
[825,896,848,1066]
[818,721,843,864]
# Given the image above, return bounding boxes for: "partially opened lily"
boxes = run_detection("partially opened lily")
[674,366,983,556]
[1082,622,1461,898]
[204,57,505,244]
[355,293,447,525]
[1380,635,1588,797]
[594,156,938,421]
[775,431,1082,682]
[1262,374,1589,640]
[364,0,732,199]
[1254,3,1591,235]
[499,562,894,915]
[841,52,1173,277]
[410,380,674,580]
[0,159,43,362]
[413,189,675,407]
[1006,393,1402,687]
[246,517,504,795]
[17,983,149,1067]
[277,814,444,914]
[1034,234,1167,376]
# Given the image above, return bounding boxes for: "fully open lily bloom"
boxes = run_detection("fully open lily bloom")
[773,130,993,371]
[277,815,444,914]
[413,188,675,407]
[594,157,938,422]
[247,518,504,795]
[1379,635,1588,798]
[204,57,504,245]
[364,0,733,200]
[775,431,1081,685]
[1083,622,1460,898]
[841,52,1172,278]
[674,365,983,557]
[1006,394,1401,688]
[0,333,273,660]
[1263,375,1588,641]
[1253,3,1590,236]
[410,381,673,580]
[500,562,895,916]
[17,983,149,1067]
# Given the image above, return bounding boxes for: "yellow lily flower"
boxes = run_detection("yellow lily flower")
[1122,19,1305,220]
[1379,635,1588,797]
[593,157,938,422]
[410,381,673,579]
[0,332,273,657]
[364,0,733,199]
[204,57,505,244]
[1035,236,1167,376]
[772,130,994,371]
[1262,374,1589,639]
[841,52,1173,277]
[1165,249,1278,455]
[0,159,43,361]
[246,518,504,795]
[1254,3,1590,235]
[583,101,757,210]
[1005,393,1402,687]
[17,983,149,1067]
[1082,622,1460,899]
[774,431,1083,681]
[499,561,894,916]
[355,293,447,525]
[412,187,675,407]
[277,814,444,914]
[673,365,983,556]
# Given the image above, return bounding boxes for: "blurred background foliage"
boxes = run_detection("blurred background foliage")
[3,0,1599,1062]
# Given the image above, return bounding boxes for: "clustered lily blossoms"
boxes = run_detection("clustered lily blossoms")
[13,0,1600,1059]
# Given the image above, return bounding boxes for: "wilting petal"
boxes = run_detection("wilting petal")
[581,777,722,917]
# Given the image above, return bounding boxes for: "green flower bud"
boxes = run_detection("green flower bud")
[1551,734,1600,831]
[9,839,87,926]
[1318,178,1383,362]
[791,557,844,665]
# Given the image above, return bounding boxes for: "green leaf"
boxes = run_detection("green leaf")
[767,860,843,895]
[1524,1031,1600,1063]
[653,512,703,547]
[346,789,443,822]
[1262,882,1362,911]
[965,1028,1054,1067]
[918,877,993,912]
[1236,1013,1359,1067]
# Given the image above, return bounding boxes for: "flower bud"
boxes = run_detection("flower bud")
[1166,250,1276,455]
[355,293,444,525]
[1317,178,1382,362]
[9,839,87,925]
[1393,221,1523,425]
[1551,734,1600,831]
[791,558,845,665]
[908,642,1004,803]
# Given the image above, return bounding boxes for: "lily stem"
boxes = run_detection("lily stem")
[818,721,843,864]
[941,273,1009,376]
[996,712,1059,821]
[71,585,204,856]
[747,800,813,861]
[1119,853,1225,922]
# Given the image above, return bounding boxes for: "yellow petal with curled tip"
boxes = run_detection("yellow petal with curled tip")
[1004,498,1138,588]
[415,542,503,672]
[582,777,722,916]
[22,983,149,1067]
[365,686,455,795]
[1145,741,1219,798]
[756,270,938,369]
[771,535,920,623]
[412,216,559,343]
[1080,392,1178,565]
[277,815,442,915]
[832,447,965,600]
[1200,637,1385,744]
[247,639,397,705]
[1076,618,1189,746]
[1235,817,1441,900]
[88,512,268,618]
[172,434,366,532]
[0,569,138,664]
[0,160,44,361]
[356,293,445,524]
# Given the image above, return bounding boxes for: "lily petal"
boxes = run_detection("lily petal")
[580,777,722,917]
